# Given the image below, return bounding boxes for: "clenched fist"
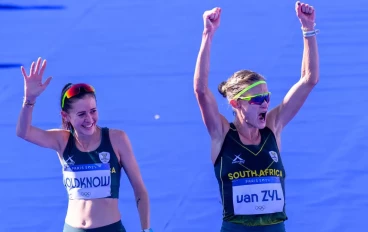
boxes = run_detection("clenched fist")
[295,1,315,30]
[203,7,221,33]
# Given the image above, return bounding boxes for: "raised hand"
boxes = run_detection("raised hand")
[203,7,221,33]
[295,1,315,29]
[21,57,52,101]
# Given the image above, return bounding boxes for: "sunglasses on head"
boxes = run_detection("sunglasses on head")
[238,92,271,105]
[61,83,95,109]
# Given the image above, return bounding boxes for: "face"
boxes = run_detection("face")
[62,95,99,136]
[232,83,270,129]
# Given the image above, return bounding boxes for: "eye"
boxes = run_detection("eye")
[77,113,85,117]
[91,109,97,114]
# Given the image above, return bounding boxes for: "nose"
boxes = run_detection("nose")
[261,99,268,107]
[85,113,93,122]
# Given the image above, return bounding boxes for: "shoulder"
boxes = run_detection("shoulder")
[266,106,282,137]
[260,126,277,139]
[106,128,129,140]
[106,129,135,167]
[261,126,282,151]
[106,128,132,150]
[53,129,73,154]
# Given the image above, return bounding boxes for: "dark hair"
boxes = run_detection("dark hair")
[218,70,266,99]
[60,83,96,131]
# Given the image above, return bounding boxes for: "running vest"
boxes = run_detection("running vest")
[214,123,287,226]
[61,127,121,200]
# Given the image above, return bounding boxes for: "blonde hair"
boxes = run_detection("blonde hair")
[218,70,266,100]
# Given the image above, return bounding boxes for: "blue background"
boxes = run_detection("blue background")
[1,0,367,231]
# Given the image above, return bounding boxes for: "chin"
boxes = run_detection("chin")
[79,124,96,136]
[257,120,267,129]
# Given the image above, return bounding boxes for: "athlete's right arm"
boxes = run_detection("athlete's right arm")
[15,58,64,152]
[194,32,225,139]
[194,7,226,140]
[16,98,65,151]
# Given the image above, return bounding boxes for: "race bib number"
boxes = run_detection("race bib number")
[232,176,284,215]
[63,163,111,200]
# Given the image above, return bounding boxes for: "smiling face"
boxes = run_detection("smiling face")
[60,83,98,135]
[62,95,99,136]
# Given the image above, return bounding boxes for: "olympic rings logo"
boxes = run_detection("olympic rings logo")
[80,192,91,197]
[255,205,265,211]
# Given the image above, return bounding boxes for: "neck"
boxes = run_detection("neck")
[74,127,100,150]
[234,117,260,142]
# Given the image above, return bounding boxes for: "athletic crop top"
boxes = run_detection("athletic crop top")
[61,127,121,200]
[214,123,288,226]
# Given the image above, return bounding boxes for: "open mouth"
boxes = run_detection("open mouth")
[258,112,267,122]
[82,123,94,129]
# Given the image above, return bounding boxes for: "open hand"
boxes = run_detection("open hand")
[295,1,315,30]
[21,57,52,100]
[203,7,221,33]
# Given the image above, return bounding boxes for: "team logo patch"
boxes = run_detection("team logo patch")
[98,152,110,164]
[269,151,278,162]
[232,154,245,164]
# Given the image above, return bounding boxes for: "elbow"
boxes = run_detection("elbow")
[194,85,207,96]
[134,186,149,199]
[16,125,29,140]
[308,77,319,86]
[303,74,319,86]
[16,127,26,139]
[193,79,207,95]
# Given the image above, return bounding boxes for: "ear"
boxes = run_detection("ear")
[60,111,69,121]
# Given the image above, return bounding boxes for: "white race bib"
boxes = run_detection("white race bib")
[63,163,111,200]
[232,176,284,215]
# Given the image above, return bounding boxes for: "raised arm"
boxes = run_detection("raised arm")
[267,2,319,135]
[16,57,64,151]
[194,7,227,140]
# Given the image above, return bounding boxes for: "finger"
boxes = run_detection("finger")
[309,6,314,14]
[42,76,52,90]
[304,4,310,14]
[210,12,218,20]
[30,62,35,75]
[295,1,302,15]
[295,1,301,11]
[203,10,211,20]
[21,66,28,79]
[39,59,47,77]
[34,57,42,75]
[301,4,307,13]
[209,13,214,20]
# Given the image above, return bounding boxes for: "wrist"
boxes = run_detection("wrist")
[301,23,316,32]
[24,96,36,103]
[23,97,36,107]
[202,29,214,38]
[141,228,153,232]
[301,23,319,38]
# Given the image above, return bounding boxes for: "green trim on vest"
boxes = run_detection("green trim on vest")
[214,123,288,226]
[62,127,121,199]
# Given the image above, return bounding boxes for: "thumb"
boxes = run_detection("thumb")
[204,15,213,26]
[42,76,52,90]
[21,66,28,79]
[295,1,301,14]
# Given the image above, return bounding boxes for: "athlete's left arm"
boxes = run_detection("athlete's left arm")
[267,4,319,136]
[115,130,151,230]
